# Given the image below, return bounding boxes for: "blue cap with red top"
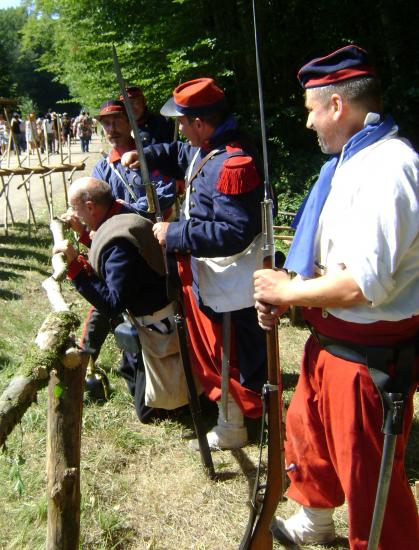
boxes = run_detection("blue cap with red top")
[298,44,376,89]
[160,78,227,117]
[97,100,126,119]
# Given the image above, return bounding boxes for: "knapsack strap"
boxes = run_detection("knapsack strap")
[186,148,222,187]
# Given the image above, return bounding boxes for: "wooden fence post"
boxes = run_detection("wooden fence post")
[46,352,87,550]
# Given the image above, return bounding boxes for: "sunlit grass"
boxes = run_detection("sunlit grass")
[0,219,417,549]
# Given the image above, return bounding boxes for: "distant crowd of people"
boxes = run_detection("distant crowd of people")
[0,108,99,157]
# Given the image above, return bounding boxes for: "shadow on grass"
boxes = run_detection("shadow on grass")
[0,221,50,240]
[0,269,24,282]
[0,260,50,277]
[0,288,21,300]
[0,245,49,264]
[0,351,11,370]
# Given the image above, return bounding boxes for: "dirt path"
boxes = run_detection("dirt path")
[0,135,106,227]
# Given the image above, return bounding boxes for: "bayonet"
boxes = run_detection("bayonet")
[112,45,161,220]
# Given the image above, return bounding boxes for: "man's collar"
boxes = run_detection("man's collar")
[108,137,136,164]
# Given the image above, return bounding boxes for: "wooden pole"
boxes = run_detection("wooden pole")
[6,161,86,178]
[18,170,37,233]
[44,121,50,164]
[56,116,69,205]
[30,113,44,166]
[67,133,71,164]
[43,222,85,550]
[46,352,86,550]
[0,174,15,232]
[0,310,81,447]
[6,128,12,167]
[3,176,8,235]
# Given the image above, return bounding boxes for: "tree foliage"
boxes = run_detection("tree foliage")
[0,5,77,115]
[12,0,419,207]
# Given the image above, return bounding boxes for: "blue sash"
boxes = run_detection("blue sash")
[284,115,396,277]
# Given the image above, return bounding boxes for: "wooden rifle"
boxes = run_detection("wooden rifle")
[239,1,286,547]
[111,46,215,479]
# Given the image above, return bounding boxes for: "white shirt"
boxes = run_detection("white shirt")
[315,127,419,323]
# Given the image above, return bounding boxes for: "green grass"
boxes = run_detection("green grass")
[0,220,417,550]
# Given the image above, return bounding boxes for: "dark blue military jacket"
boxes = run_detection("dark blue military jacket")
[92,157,176,217]
[138,109,175,146]
[144,128,264,258]
[69,203,168,320]
[144,127,267,392]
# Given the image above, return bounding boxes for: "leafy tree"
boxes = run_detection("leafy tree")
[0,4,78,115]
[19,0,419,210]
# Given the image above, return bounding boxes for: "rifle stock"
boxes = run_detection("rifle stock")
[239,198,285,549]
[239,2,287,539]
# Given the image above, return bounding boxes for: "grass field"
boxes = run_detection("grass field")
[0,219,417,550]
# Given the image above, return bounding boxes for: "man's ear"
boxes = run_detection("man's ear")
[331,93,344,120]
[85,200,94,212]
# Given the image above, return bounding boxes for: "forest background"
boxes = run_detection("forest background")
[0,2,418,547]
[1,0,418,216]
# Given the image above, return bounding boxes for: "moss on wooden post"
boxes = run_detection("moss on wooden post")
[46,351,87,550]
[0,311,80,448]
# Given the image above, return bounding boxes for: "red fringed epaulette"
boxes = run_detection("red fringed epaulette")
[216,145,261,195]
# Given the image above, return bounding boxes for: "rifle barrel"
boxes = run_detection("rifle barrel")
[111,45,161,220]
[239,1,286,547]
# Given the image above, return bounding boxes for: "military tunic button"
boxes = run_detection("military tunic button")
[191,187,196,193]
[190,201,195,208]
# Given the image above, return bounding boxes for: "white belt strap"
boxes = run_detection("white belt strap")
[135,301,175,327]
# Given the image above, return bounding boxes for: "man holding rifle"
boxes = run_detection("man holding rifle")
[254,45,418,549]
[93,99,176,214]
[123,78,268,450]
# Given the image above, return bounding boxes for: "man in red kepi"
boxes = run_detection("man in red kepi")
[254,45,419,549]
[120,85,175,145]
[123,77,268,450]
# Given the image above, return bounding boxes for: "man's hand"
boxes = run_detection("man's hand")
[253,269,290,330]
[121,151,140,169]
[152,222,170,246]
[253,268,291,306]
[254,266,369,316]
[116,198,129,206]
[254,300,285,331]
[61,207,86,235]
[53,239,78,264]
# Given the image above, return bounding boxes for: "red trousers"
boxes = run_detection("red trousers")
[177,256,262,418]
[286,331,419,550]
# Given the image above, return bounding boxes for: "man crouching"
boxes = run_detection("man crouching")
[55,176,188,421]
